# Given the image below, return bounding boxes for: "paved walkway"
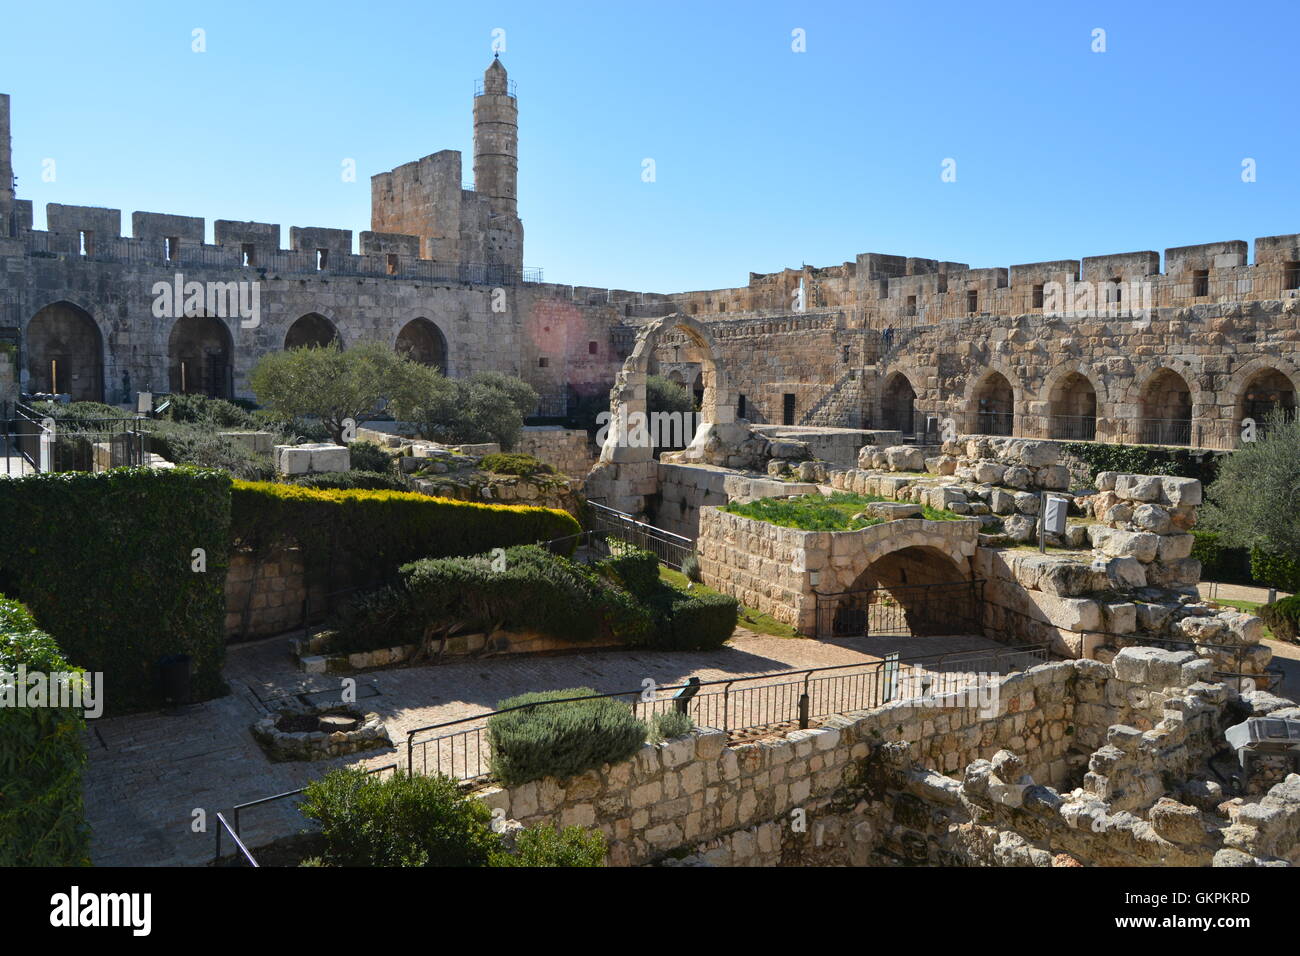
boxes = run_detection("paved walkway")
[82,628,1007,867]
[1199,581,1292,603]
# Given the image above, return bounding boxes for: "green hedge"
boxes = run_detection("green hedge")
[1191,530,1254,586]
[491,825,607,867]
[603,550,662,600]
[0,468,232,714]
[658,591,739,651]
[479,453,555,476]
[290,470,410,492]
[1259,595,1300,643]
[1061,442,1223,487]
[487,688,648,786]
[230,482,580,599]
[0,598,90,866]
[1250,548,1300,594]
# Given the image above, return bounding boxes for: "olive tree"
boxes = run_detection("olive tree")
[249,342,446,445]
[1201,411,1300,561]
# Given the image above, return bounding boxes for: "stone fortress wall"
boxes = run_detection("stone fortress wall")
[4,65,1298,456]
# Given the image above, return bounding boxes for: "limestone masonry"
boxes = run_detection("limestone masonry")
[2,64,1296,456]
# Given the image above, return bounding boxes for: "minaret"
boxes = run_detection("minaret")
[0,94,14,228]
[473,57,518,217]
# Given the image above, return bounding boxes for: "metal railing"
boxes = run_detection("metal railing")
[404,643,1050,782]
[815,580,985,640]
[586,500,694,570]
[6,402,150,473]
[1047,413,1098,441]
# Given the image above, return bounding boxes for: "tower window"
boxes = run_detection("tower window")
[1032,284,1044,308]
[1284,262,1300,291]
[316,249,329,270]
[165,237,179,262]
[966,290,978,313]
[538,357,549,368]
[738,393,747,418]
[905,295,917,316]
[387,254,399,275]
[79,230,93,256]
[588,341,598,355]
[782,393,796,426]
[1192,269,1209,297]
[241,243,256,267]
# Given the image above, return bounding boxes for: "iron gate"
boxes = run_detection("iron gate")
[815,579,985,639]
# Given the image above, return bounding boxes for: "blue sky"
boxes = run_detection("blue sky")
[3,1,1297,292]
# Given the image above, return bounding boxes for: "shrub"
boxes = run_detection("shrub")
[391,546,650,650]
[0,597,90,866]
[163,393,257,428]
[1250,547,1300,594]
[487,688,647,786]
[647,374,696,415]
[479,452,555,476]
[230,482,579,600]
[490,825,607,867]
[1060,442,1221,487]
[1259,595,1300,643]
[658,591,738,651]
[291,470,409,492]
[0,468,232,713]
[604,549,662,599]
[650,709,694,743]
[1201,411,1300,559]
[411,373,540,450]
[348,440,393,473]
[147,421,277,480]
[299,769,499,867]
[681,552,703,583]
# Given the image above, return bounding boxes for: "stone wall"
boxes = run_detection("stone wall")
[516,426,595,478]
[225,546,325,640]
[696,505,979,634]
[477,649,1300,867]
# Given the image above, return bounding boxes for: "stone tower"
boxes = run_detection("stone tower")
[473,57,518,217]
[0,94,14,231]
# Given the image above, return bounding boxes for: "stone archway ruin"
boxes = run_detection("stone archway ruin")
[1138,368,1193,445]
[829,545,978,638]
[586,314,737,515]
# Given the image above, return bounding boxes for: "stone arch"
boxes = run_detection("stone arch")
[879,369,920,434]
[666,369,685,386]
[965,367,1020,436]
[24,301,105,401]
[167,315,233,398]
[1134,367,1194,445]
[828,544,976,638]
[1232,361,1294,434]
[1233,362,1299,437]
[394,317,448,373]
[1041,362,1104,441]
[599,314,733,466]
[284,312,343,350]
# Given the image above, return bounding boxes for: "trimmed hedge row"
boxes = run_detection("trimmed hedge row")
[1250,548,1300,595]
[333,546,738,655]
[230,482,581,599]
[0,468,232,714]
[0,597,90,865]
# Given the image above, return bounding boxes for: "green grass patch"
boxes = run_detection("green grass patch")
[721,492,961,532]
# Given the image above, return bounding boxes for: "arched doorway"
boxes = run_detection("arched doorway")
[1238,367,1297,438]
[1048,371,1097,440]
[25,302,104,401]
[881,372,917,435]
[284,313,342,350]
[1138,368,1192,445]
[395,317,447,372]
[824,546,977,638]
[972,370,1014,436]
[168,315,233,398]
